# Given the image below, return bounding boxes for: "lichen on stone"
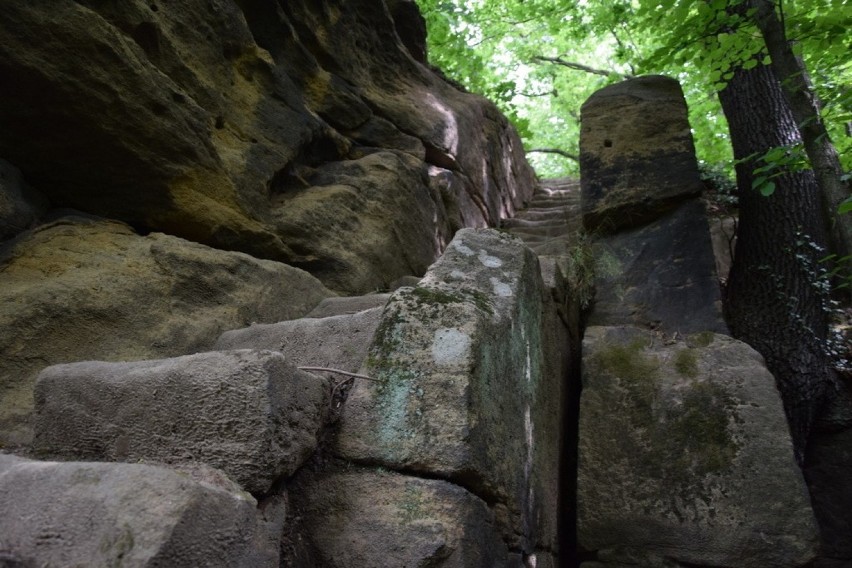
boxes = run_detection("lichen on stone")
[673,348,699,377]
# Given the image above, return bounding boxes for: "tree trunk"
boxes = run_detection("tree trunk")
[749,0,852,261]
[719,61,831,463]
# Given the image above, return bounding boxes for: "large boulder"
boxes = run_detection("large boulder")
[0,0,535,293]
[589,200,727,334]
[33,350,328,494]
[287,466,508,567]
[216,306,383,375]
[335,228,567,554]
[580,75,703,234]
[0,454,283,567]
[578,326,819,567]
[579,76,726,335]
[0,217,331,449]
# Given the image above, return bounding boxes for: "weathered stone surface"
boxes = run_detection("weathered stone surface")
[589,200,727,334]
[33,349,328,494]
[336,228,566,553]
[270,150,447,292]
[0,454,282,567]
[287,466,508,567]
[0,0,535,293]
[580,76,703,233]
[0,217,331,448]
[216,307,383,374]
[306,293,392,318]
[0,159,47,241]
[578,326,818,568]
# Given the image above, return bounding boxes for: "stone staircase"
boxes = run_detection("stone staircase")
[9,227,568,567]
[500,177,582,256]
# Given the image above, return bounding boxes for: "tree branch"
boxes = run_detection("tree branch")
[532,55,633,79]
[297,366,382,383]
[527,148,579,162]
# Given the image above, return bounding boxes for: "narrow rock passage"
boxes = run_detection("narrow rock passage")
[503,177,585,568]
[501,177,582,255]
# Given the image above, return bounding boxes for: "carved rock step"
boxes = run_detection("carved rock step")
[512,208,577,222]
[507,225,575,238]
[539,176,580,192]
[500,217,573,230]
[216,300,387,375]
[527,196,580,208]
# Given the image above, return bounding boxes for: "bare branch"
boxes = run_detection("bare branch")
[298,366,382,383]
[527,148,579,162]
[532,55,634,79]
[517,89,558,98]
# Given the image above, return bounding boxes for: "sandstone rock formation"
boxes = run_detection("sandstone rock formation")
[0,0,833,562]
[19,228,569,567]
[289,467,508,567]
[216,305,384,374]
[334,228,568,558]
[579,75,727,334]
[578,326,819,567]
[0,0,535,294]
[0,216,332,448]
[33,350,329,494]
[0,454,284,567]
[580,76,704,234]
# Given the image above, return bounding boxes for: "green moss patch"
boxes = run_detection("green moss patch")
[673,348,699,377]
[591,338,658,380]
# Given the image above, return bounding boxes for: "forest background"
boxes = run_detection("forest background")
[414,0,852,460]
[415,0,850,182]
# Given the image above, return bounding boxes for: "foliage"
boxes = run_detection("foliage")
[416,0,851,179]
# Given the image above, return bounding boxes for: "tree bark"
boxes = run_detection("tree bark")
[749,0,852,260]
[719,61,831,463]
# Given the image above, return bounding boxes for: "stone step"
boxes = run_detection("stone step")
[515,207,578,221]
[539,177,580,191]
[501,217,572,230]
[216,303,383,374]
[508,226,575,238]
[527,196,580,208]
[528,239,579,256]
[535,188,577,197]
[306,293,391,318]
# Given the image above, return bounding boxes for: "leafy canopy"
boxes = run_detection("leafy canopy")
[416,0,851,179]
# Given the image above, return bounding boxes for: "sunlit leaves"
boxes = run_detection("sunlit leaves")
[416,0,851,179]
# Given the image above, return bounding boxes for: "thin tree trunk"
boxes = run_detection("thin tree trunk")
[719,60,831,463]
[749,0,852,260]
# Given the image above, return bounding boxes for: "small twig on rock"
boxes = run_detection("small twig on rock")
[297,366,382,383]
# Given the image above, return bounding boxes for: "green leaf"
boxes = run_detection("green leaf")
[759,181,776,196]
[751,175,768,188]
[839,198,852,215]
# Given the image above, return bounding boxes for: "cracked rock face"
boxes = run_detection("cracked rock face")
[578,326,819,568]
[579,75,703,234]
[0,0,535,293]
[287,466,508,567]
[0,217,332,449]
[0,454,284,567]
[33,349,329,494]
[334,228,566,556]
